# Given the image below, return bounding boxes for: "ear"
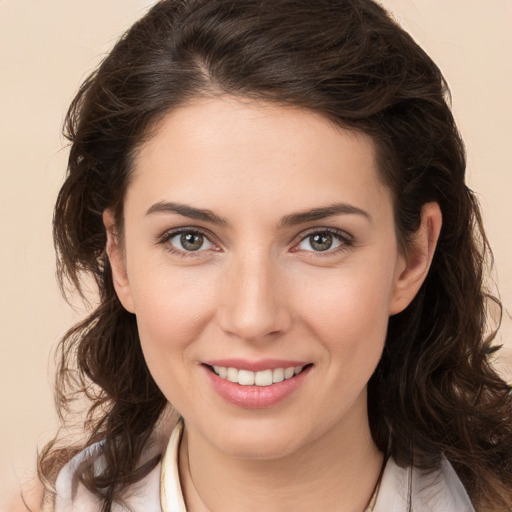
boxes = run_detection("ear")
[103,209,135,313]
[389,202,442,315]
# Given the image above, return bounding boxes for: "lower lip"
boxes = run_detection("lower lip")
[204,365,312,409]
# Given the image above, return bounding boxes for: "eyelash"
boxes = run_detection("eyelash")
[292,227,354,257]
[157,227,218,258]
[157,227,354,258]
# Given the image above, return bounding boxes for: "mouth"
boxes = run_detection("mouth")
[207,364,310,387]
[202,359,313,408]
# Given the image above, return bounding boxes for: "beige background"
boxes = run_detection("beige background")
[1,0,511,507]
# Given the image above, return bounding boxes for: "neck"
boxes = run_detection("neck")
[179,395,384,512]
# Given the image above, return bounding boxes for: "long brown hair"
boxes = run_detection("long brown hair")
[41,0,512,510]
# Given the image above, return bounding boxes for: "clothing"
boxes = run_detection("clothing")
[55,423,475,512]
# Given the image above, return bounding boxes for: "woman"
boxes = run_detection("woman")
[39,0,512,510]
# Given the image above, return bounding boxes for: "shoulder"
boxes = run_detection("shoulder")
[374,455,475,512]
[54,440,164,512]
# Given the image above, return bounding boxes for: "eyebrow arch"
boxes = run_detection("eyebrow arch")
[145,201,228,225]
[145,200,371,227]
[278,203,372,227]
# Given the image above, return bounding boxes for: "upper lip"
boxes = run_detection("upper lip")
[203,358,311,372]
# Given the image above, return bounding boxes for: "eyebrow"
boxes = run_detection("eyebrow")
[278,202,372,227]
[145,201,371,226]
[145,201,228,225]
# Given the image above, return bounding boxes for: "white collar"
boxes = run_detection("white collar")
[160,421,187,512]
[159,422,474,512]
[55,422,475,512]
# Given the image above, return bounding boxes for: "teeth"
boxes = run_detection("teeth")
[226,367,238,383]
[284,367,295,379]
[238,369,255,386]
[254,369,273,386]
[212,365,306,386]
[213,365,227,379]
[272,367,284,383]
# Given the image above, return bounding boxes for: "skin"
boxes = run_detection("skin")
[105,96,441,511]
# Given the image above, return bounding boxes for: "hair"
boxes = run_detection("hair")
[40,0,512,510]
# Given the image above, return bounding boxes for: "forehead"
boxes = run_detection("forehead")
[127,96,392,222]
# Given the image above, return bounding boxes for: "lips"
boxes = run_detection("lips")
[203,359,312,408]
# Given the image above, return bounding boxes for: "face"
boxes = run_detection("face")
[107,96,428,461]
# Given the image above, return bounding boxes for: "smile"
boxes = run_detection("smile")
[204,362,313,408]
[212,365,305,386]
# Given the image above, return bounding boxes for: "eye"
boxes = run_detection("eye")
[295,230,349,253]
[167,230,214,252]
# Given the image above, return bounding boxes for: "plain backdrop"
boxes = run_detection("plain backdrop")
[1,0,511,506]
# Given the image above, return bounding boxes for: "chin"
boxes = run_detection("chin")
[220,436,301,461]
[206,417,313,461]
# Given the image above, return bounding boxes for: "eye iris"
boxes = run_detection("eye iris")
[310,233,333,251]
[181,232,203,251]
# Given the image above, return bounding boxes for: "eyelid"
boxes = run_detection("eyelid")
[157,226,221,255]
[157,225,354,256]
[290,227,354,254]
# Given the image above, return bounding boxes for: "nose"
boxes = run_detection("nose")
[217,251,292,342]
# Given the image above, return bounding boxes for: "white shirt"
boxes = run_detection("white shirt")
[55,423,475,512]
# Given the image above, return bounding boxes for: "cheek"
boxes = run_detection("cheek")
[282,262,395,432]
[296,263,394,365]
[132,264,215,330]
[128,266,217,386]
